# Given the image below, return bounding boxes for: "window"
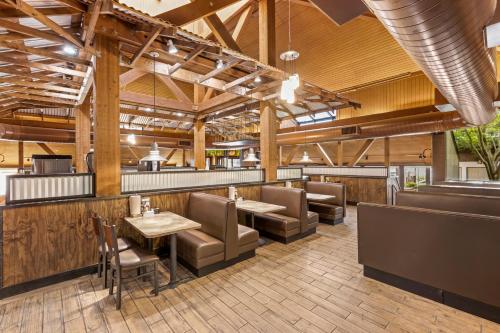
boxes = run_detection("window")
[296,110,336,125]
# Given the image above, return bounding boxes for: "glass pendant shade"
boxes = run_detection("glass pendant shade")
[299,151,311,163]
[140,142,167,162]
[289,73,300,90]
[243,148,260,162]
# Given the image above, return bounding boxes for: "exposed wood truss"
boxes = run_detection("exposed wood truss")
[348,139,375,167]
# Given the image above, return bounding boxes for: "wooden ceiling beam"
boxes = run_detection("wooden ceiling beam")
[120,91,193,112]
[164,148,177,162]
[0,18,67,44]
[129,26,162,66]
[155,0,242,26]
[83,0,102,48]
[9,92,76,106]
[198,92,247,112]
[198,59,241,83]
[0,41,91,67]
[119,68,146,87]
[55,0,86,12]
[203,14,242,52]
[156,75,192,104]
[0,5,79,18]
[0,80,80,94]
[37,142,56,154]
[168,45,206,75]
[232,4,252,40]
[223,69,267,91]
[348,139,375,166]
[121,108,193,123]
[0,68,81,88]
[7,87,78,100]
[0,53,86,77]
[5,0,83,48]
[284,145,299,166]
[316,143,334,166]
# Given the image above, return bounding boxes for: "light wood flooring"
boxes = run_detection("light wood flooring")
[1,206,499,333]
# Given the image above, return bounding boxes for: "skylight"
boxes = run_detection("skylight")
[296,110,337,125]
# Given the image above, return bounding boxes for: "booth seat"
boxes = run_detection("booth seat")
[358,193,500,323]
[417,184,500,197]
[177,193,258,276]
[254,186,318,243]
[305,181,346,224]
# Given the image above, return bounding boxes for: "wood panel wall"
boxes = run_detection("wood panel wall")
[338,74,435,119]
[309,175,387,204]
[1,182,300,287]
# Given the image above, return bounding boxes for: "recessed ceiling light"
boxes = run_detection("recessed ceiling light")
[176,112,184,116]
[254,75,262,83]
[215,59,224,69]
[63,45,77,56]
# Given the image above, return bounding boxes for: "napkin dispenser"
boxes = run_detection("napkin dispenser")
[228,186,236,200]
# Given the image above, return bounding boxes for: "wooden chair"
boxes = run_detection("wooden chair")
[91,214,133,288]
[103,224,160,309]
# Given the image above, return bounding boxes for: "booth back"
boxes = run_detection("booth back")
[396,191,500,217]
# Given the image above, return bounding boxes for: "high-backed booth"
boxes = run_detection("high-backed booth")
[254,186,318,243]
[418,184,500,197]
[177,193,258,276]
[305,181,346,224]
[358,191,500,323]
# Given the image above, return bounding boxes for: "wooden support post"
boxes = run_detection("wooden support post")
[260,101,278,181]
[336,141,343,166]
[18,140,24,169]
[316,143,334,166]
[75,93,91,173]
[259,0,276,66]
[194,84,206,170]
[182,149,186,167]
[194,120,206,170]
[94,34,120,196]
[348,139,375,167]
[37,143,55,155]
[279,146,283,166]
[384,137,391,167]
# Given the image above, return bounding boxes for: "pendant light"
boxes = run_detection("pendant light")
[243,148,260,162]
[299,128,311,164]
[280,0,299,104]
[140,52,167,163]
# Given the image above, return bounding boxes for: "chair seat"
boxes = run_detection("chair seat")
[99,237,133,254]
[110,247,159,269]
[238,224,259,245]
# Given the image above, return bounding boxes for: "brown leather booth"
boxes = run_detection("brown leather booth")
[254,186,318,243]
[358,199,500,323]
[396,191,500,217]
[418,184,500,197]
[177,193,258,276]
[305,181,346,224]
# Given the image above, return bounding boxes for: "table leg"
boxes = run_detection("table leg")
[169,234,177,287]
[147,238,153,252]
[250,213,255,229]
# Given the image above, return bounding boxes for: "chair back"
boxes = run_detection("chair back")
[91,214,106,253]
[103,224,120,266]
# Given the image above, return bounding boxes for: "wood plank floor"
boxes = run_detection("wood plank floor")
[1,206,499,333]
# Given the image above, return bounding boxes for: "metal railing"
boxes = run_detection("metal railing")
[277,167,303,180]
[302,166,388,178]
[6,173,94,204]
[121,169,265,194]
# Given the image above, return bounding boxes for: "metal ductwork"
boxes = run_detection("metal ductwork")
[362,0,498,125]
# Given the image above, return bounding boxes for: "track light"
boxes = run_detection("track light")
[63,45,77,55]
[254,75,262,83]
[167,39,178,54]
[216,59,224,69]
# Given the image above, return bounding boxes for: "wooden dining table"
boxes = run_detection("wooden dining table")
[124,212,201,291]
[306,193,336,201]
[235,199,286,229]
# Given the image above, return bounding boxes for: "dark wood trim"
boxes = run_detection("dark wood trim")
[364,266,500,324]
[0,265,97,300]
[258,228,316,244]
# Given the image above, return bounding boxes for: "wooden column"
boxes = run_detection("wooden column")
[336,141,343,166]
[259,0,276,66]
[194,120,206,170]
[94,34,121,196]
[384,137,391,167]
[18,141,24,170]
[75,93,91,173]
[182,149,186,167]
[194,84,206,170]
[260,101,278,181]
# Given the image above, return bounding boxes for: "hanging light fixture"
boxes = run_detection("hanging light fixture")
[127,133,136,145]
[299,128,312,164]
[167,39,178,54]
[140,52,167,164]
[280,0,300,104]
[254,75,262,83]
[243,148,260,162]
[216,59,224,69]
